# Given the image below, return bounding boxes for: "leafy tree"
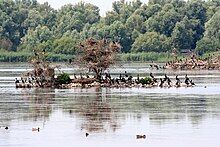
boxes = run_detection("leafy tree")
[195,10,220,54]
[185,0,207,24]
[20,25,52,51]
[131,32,171,52]
[204,10,220,39]
[0,0,219,60]
[53,36,79,55]
[55,2,100,36]
[206,0,220,20]
[145,4,182,36]
[171,16,194,50]
[126,13,144,32]
[195,37,219,55]
[108,21,131,52]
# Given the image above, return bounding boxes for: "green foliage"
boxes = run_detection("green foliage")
[204,10,220,39]
[131,32,171,53]
[139,77,152,85]
[56,73,71,84]
[0,0,219,61]
[120,52,175,62]
[145,4,182,37]
[195,37,219,55]
[171,16,194,50]
[195,10,220,55]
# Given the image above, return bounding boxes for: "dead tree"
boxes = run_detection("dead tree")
[75,38,121,81]
[22,49,56,87]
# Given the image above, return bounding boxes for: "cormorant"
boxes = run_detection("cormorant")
[185,74,190,86]
[159,78,164,87]
[15,78,19,84]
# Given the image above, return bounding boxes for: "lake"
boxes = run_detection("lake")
[0,62,220,147]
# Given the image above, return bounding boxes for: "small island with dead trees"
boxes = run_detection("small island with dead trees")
[15,38,204,89]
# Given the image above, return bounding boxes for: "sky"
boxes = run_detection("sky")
[37,0,149,16]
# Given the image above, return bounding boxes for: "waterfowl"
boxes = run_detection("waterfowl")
[32,127,40,132]
[119,73,122,80]
[15,78,19,84]
[128,75,133,81]
[150,73,157,83]
[74,74,77,79]
[125,71,128,77]
[164,74,168,81]
[154,64,159,70]
[21,77,25,84]
[175,75,181,87]
[185,74,190,86]
[150,73,154,79]
[176,75,180,82]
[136,134,146,139]
[5,127,8,130]
[115,78,120,85]
[159,78,164,87]
[190,80,195,86]
[136,74,140,83]
[86,133,89,137]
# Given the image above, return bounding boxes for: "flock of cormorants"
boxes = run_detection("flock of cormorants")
[15,76,47,88]
[15,70,195,88]
[64,71,196,88]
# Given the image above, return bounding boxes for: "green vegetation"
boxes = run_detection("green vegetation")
[139,77,152,85]
[0,0,219,62]
[120,52,176,62]
[56,73,71,84]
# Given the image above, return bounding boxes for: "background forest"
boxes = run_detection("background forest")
[0,0,219,62]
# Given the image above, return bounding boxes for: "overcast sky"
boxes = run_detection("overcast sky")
[37,0,149,16]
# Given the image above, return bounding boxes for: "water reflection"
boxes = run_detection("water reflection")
[1,63,220,147]
[60,87,120,133]
[0,88,54,124]
[1,87,220,129]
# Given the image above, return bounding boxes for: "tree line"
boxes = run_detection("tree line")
[0,0,219,61]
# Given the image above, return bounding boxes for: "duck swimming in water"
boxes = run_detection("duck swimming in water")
[136,134,146,139]
[32,127,40,132]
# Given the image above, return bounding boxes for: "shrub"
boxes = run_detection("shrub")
[56,73,71,84]
[139,77,152,85]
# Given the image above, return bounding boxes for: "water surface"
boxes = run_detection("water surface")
[0,63,220,147]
